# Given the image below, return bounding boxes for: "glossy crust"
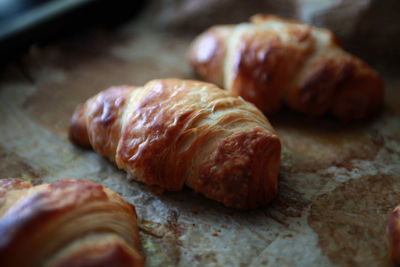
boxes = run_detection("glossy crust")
[69,79,281,209]
[188,14,384,121]
[0,178,144,267]
[387,205,400,264]
[188,25,233,86]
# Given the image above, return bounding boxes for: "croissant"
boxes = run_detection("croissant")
[188,14,384,121]
[387,205,400,264]
[0,178,144,267]
[69,79,281,209]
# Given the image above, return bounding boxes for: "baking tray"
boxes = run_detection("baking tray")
[0,5,400,267]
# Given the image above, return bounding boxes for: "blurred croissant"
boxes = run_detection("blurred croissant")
[0,178,144,267]
[188,14,384,121]
[387,205,400,264]
[69,79,281,209]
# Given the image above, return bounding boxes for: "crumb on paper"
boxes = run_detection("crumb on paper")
[191,209,199,214]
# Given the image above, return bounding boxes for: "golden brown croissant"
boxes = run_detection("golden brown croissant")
[188,14,384,121]
[387,205,400,264]
[69,79,281,209]
[0,178,144,267]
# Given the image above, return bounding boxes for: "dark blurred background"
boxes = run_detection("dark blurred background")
[0,0,144,62]
[0,0,399,66]
[152,0,400,66]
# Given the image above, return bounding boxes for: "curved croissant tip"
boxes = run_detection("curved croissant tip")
[250,13,302,25]
[250,13,277,22]
[69,104,91,148]
[387,205,400,264]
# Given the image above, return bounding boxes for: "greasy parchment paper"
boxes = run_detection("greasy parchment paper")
[1,6,400,267]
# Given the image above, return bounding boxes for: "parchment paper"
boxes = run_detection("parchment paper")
[0,3,400,266]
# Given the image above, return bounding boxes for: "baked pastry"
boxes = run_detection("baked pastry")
[188,14,383,121]
[69,79,281,209]
[0,178,144,267]
[387,205,400,264]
